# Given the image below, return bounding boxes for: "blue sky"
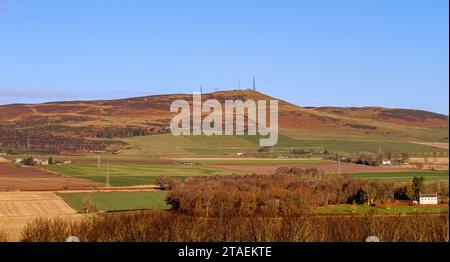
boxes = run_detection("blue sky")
[0,0,448,114]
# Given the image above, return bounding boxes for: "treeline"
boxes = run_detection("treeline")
[163,168,448,217]
[325,153,410,166]
[166,169,357,217]
[95,126,167,138]
[20,211,449,242]
[0,128,125,154]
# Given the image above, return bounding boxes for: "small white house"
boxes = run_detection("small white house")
[382,160,391,165]
[419,193,438,205]
[13,158,23,163]
[236,152,245,157]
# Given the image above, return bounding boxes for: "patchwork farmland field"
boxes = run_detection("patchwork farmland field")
[175,158,326,165]
[57,191,168,212]
[0,191,80,241]
[119,133,448,158]
[349,171,449,182]
[0,192,77,217]
[0,163,102,191]
[316,204,449,215]
[209,161,415,175]
[46,163,240,186]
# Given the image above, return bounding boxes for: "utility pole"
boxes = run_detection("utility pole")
[253,77,256,91]
[106,163,110,187]
[337,154,341,175]
[200,86,203,94]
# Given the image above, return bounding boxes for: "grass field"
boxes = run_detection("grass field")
[190,158,325,165]
[119,132,447,157]
[350,171,449,182]
[316,204,448,215]
[57,191,168,212]
[47,163,240,186]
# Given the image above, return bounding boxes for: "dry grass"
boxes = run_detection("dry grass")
[0,230,9,242]
[20,211,449,242]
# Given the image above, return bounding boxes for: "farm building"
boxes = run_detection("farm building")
[381,160,391,165]
[13,158,23,163]
[419,193,438,205]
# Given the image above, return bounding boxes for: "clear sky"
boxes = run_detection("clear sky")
[0,0,448,114]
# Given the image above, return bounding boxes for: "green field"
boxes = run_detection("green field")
[317,204,448,215]
[192,158,325,165]
[47,163,240,186]
[57,191,168,212]
[350,171,449,182]
[119,132,447,157]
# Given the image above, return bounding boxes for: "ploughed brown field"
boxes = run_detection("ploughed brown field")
[0,163,102,191]
[212,161,415,175]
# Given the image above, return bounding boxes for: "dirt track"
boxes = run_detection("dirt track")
[0,163,103,191]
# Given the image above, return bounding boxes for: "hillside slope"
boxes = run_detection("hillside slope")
[0,90,448,154]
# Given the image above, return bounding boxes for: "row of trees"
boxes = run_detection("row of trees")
[166,169,358,217]
[163,169,448,217]
[324,153,411,166]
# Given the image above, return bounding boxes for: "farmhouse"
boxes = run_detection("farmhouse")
[13,158,23,163]
[419,193,438,205]
[382,160,391,165]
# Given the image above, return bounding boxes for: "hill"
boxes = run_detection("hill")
[0,90,448,155]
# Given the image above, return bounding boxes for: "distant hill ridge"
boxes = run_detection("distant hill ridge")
[0,90,448,154]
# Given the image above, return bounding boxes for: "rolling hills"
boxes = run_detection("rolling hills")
[0,90,448,155]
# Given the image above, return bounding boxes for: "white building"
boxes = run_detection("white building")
[382,160,391,165]
[419,193,438,205]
